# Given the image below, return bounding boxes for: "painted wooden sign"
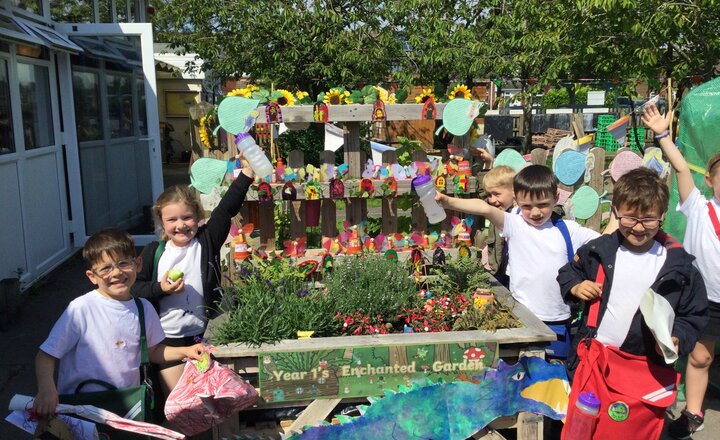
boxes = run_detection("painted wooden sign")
[258,341,498,403]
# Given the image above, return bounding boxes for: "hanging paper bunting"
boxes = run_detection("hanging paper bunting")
[606,115,630,146]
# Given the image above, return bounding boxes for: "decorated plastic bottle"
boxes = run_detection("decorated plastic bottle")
[235,133,273,178]
[412,175,446,224]
[563,391,600,440]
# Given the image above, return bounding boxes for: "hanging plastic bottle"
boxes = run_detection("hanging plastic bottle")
[235,133,273,178]
[563,391,601,440]
[412,175,446,224]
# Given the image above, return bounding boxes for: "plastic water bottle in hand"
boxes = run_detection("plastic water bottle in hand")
[235,133,273,178]
[412,175,446,224]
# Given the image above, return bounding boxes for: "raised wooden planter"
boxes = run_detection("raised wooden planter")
[206,279,556,440]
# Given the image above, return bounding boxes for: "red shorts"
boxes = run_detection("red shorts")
[562,339,679,440]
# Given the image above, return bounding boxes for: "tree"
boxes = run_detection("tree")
[154,0,402,95]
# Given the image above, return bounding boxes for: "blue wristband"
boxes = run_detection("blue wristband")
[654,130,670,140]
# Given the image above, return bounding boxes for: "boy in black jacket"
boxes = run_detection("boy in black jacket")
[557,168,707,440]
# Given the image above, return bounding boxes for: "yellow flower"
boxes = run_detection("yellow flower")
[374,86,389,103]
[275,89,295,106]
[324,88,346,105]
[388,93,397,104]
[415,88,436,104]
[198,114,214,149]
[449,84,472,100]
[228,87,252,98]
[296,90,309,100]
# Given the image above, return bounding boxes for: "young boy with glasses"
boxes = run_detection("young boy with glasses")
[557,168,708,439]
[32,229,207,419]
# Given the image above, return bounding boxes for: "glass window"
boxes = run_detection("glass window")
[11,0,43,16]
[17,63,54,149]
[136,76,147,135]
[107,73,133,138]
[50,0,94,23]
[72,71,103,141]
[0,59,14,155]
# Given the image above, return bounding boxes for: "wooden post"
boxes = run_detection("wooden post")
[258,201,275,251]
[584,147,606,231]
[410,150,429,233]
[320,151,338,238]
[288,150,306,240]
[344,122,364,225]
[381,150,398,235]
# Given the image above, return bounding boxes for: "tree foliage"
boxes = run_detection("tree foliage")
[154,0,720,140]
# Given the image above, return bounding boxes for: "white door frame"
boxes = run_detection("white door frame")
[56,22,162,246]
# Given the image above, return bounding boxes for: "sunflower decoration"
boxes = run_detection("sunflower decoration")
[323,87,352,105]
[270,89,296,106]
[448,84,472,100]
[198,111,219,150]
[415,88,436,104]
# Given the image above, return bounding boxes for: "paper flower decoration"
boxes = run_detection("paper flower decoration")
[198,113,218,149]
[449,84,472,100]
[272,89,295,106]
[227,85,258,98]
[324,88,352,105]
[415,88,436,104]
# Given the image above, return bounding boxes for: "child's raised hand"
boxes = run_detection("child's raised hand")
[570,280,602,301]
[641,102,672,135]
[435,191,450,208]
[160,270,185,294]
[235,152,254,178]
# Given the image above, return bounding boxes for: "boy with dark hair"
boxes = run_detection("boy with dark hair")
[437,164,602,361]
[557,168,707,439]
[32,229,206,419]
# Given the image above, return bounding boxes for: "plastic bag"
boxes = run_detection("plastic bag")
[164,358,258,436]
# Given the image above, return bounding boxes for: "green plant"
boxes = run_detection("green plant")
[427,256,493,296]
[395,136,425,166]
[452,302,520,332]
[541,87,569,109]
[323,254,419,324]
[274,202,290,244]
[214,267,339,346]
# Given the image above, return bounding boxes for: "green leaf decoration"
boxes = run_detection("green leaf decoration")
[217,96,261,135]
[349,90,364,103]
[395,89,408,103]
[189,158,228,194]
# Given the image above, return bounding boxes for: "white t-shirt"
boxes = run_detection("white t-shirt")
[157,238,206,338]
[502,213,600,321]
[40,290,165,394]
[678,187,720,303]
[597,242,667,347]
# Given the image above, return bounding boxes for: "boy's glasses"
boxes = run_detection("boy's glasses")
[613,208,661,229]
[92,259,136,277]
